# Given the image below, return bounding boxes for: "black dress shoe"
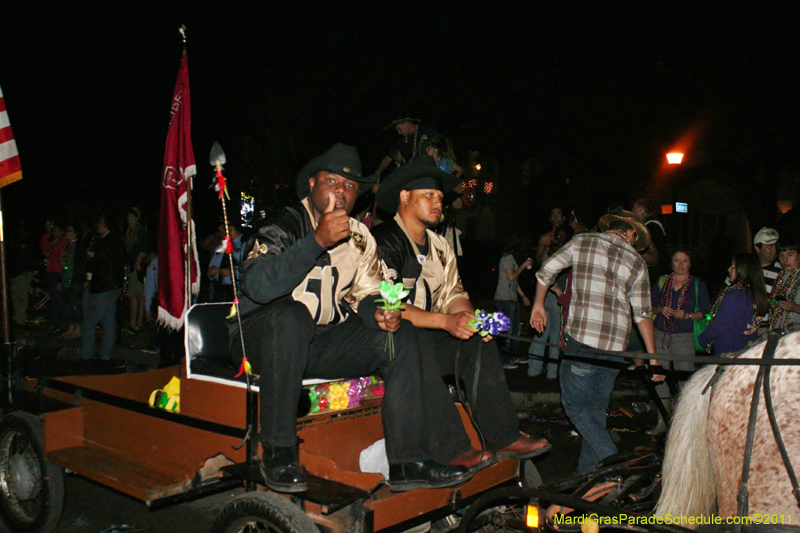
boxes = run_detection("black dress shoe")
[388,460,473,492]
[260,443,308,493]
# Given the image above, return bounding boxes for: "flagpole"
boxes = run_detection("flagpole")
[1,83,23,402]
[0,190,11,345]
[180,25,194,314]
[185,176,195,316]
[157,25,198,332]
[0,190,13,403]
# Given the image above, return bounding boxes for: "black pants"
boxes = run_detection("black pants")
[419,329,521,462]
[230,298,469,465]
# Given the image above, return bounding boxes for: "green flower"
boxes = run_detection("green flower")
[374,281,410,361]
[375,281,410,312]
[380,281,409,305]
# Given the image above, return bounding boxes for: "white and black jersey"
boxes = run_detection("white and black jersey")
[763,260,781,296]
[372,214,468,314]
[237,198,381,326]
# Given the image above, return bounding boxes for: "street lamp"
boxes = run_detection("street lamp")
[666,152,684,165]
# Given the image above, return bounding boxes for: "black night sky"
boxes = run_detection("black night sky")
[2,1,800,237]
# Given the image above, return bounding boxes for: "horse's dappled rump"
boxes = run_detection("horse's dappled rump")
[655,332,800,526]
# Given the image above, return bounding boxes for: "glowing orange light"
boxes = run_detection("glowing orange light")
[778,200,793,214]
[526,505,540,528]
[475,163,482,171]
[666,152,684,165]
[661,204,674,215]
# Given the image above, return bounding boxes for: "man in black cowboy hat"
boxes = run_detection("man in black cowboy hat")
[373,116,438,176]
[231,144,472,493]
[371,155,552,472]
[530,211,664,474]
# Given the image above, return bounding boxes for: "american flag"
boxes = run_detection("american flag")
[0,84,23,189]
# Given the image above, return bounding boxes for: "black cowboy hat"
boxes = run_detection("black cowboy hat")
[376,155,461,213]
[296,143,377,199]
[383,115,422,129]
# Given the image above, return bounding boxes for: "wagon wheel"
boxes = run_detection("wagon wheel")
[0,412,65,533]
[457,486,530,533]
[210,491,319,533]
[457,462,542,533]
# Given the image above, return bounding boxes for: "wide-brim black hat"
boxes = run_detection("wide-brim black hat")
[376,155,462,213]
[296,143,377,199]
[383,115,422,129]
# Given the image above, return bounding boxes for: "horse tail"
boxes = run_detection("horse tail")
[654,363,718,523]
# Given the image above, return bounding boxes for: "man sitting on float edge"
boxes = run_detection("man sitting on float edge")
[371,155,551,470]
[230,144,471,493]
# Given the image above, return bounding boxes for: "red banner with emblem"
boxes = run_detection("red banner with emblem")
[157,51,199,330]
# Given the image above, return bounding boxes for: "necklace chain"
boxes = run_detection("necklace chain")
[406,128,420,163]
[768,267,800,329]
[606,230,631,246]
[660,273,692,350]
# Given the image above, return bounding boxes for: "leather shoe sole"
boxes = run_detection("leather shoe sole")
[496,435,552,461]
[389,460,473,492]
[448,449,497,473]
[260,460,309,493]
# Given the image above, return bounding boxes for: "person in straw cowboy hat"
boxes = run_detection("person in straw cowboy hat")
[531,210,665,474]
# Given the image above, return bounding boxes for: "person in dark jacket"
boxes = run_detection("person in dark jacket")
[81,213,125,360]
[699,253,767,354]
[372,156,552,472]
[232,144,471,494]
[6,218,37,327]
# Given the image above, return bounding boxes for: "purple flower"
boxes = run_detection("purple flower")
[494,311,511,327]
[347,379,364,408]
[470,309,512,336]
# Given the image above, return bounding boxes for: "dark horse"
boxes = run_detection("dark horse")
[655,331,800,524]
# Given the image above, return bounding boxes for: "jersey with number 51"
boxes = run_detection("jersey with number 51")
[236,198,381,325]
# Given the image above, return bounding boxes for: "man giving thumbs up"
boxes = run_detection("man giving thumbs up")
[231,144,474,494]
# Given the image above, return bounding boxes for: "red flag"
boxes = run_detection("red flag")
[0,84,23,189]
[158,51,199,330]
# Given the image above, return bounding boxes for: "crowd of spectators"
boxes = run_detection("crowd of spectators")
[6,210,155,359]
[3,135,795,478]
[491,199,795,466]
[3,205,259,360]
